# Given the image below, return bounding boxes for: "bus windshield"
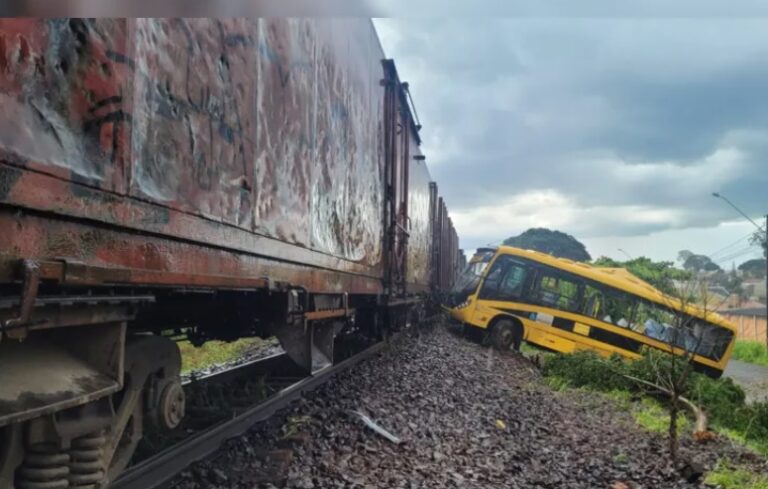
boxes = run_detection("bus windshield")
[449,250,494,306]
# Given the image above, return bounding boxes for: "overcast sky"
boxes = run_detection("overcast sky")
[373,12,768,266]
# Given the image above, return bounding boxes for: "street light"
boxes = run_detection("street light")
[712,193,764,231]
[712,192,768,346]
[617,248,633,260]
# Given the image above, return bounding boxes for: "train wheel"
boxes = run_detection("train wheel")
[102,335,182,484]
[491,319,522,351]
[1,333,181,488]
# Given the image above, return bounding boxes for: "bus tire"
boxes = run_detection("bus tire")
[491,318,522,351]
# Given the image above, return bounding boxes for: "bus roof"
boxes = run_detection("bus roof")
[493,246,736,332]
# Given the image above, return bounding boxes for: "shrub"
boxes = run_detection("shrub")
[541,350,631,391]
[689,375,746,427]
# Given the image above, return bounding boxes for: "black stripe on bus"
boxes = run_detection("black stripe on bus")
[692,362,723,379]
[587,327,643,354]
[497,307,642,354]
[497,308,575,332]
[552,317,574,332]
[493,307,722,379]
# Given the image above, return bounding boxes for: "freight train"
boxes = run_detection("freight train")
[0,18,462,488]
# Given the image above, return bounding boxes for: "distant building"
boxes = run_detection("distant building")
[718,306,767,346]
[707,285,730,301]
[741,278,766,302]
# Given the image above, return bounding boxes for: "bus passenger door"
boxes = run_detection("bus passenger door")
[472,256,532,328]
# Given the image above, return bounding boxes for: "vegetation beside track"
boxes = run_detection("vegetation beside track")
[534,348,768,488]
[704,461,768,489]
[732,340,768,367]
[539,350,768,455]
[177,338,265,374]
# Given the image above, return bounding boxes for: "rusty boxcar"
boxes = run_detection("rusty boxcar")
[0,18,460,488]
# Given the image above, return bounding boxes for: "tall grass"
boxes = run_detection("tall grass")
[732,340,768,367]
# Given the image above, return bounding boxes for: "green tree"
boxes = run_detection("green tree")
[679,252,722,273]
[749,230,767,258]
[677,250,694,263]
[592,256,691,296]
[503,228,591,262]
[738,258,766,278]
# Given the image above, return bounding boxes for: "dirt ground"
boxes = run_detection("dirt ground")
[172,324,765,489]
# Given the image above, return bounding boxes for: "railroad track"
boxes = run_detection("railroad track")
[112,338,390,489]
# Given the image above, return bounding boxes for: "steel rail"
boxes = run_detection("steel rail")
[111,338,390,489]
[181,352,291,387]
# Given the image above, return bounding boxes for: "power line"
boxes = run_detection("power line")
[716,245,761,264]
[718,246,758,262]
[707,231,756,260]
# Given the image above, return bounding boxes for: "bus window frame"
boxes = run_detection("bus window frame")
[525,263,584,314]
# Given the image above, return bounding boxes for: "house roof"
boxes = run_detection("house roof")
[718,306,767,317]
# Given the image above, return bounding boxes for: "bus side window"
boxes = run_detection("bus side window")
[693,321,732,360]
[634,301,676,342]
[582,284,604,318]
[497,261,531,301]
[602,292,635,328]
[531,270,581,312]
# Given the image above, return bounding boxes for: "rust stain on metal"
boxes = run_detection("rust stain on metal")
[304,308,355,322]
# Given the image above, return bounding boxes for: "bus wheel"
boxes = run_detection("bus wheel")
[491,319,522,351]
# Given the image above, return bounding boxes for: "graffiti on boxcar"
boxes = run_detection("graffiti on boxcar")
[44,19,129,183]
[309,20,383,265]
[131,18,253,229]
[0,19,132,193]
[105,49,135,70]
[83,95,132,166]
[0,18,388,269]
[254,18,315,247]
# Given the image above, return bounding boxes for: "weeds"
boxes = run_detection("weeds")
[704,461,768,489]
[632,398,689,434]
[178,337,264,374]
[540,350,768,456]
[732,340,768,367]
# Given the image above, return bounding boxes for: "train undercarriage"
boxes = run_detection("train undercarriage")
[0,259,425,488]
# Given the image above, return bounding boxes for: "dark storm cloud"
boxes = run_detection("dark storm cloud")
[594,63,768,163]
[375,17,768,247]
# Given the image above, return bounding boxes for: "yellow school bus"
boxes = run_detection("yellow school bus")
[447,246,736,378]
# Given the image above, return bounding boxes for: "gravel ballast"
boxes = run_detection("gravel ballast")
[172,324,765,489]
